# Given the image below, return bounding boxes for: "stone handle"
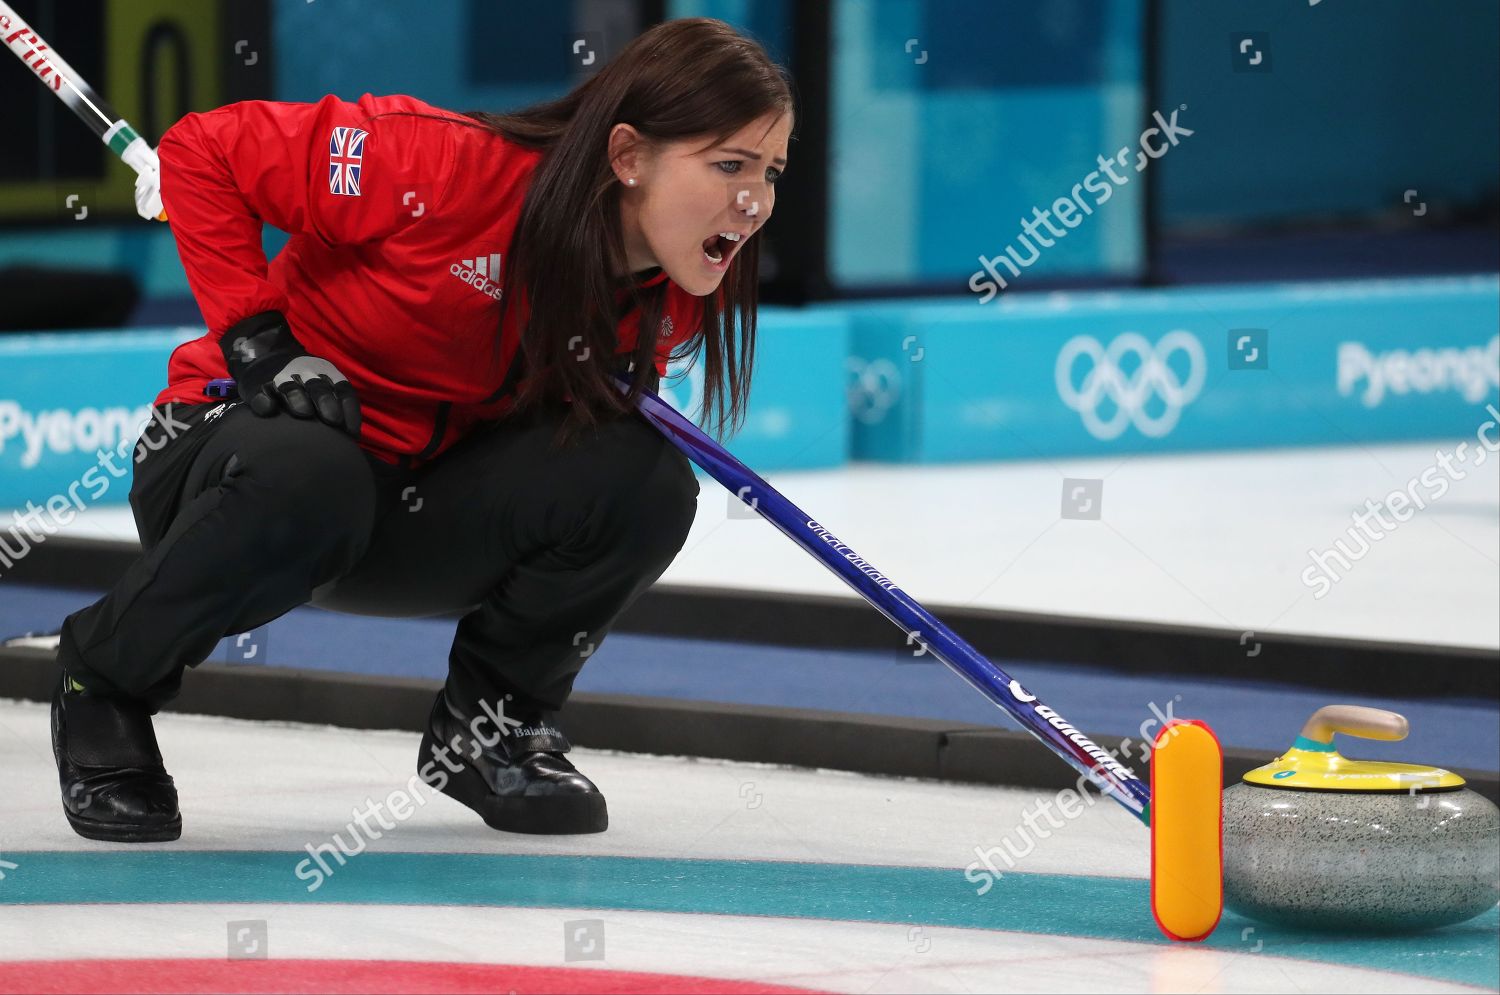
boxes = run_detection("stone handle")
[1298,704,1409,744]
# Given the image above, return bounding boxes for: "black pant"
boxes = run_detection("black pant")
[56,399,700,716]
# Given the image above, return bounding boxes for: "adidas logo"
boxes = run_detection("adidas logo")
[450,252,504,301]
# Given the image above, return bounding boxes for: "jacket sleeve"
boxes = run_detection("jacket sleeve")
[157,93,452,336]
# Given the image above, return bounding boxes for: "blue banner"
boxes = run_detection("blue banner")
[660,305,850,473]
[0,310,851,512]
[0,328,199,513]
[836,276,1500,461]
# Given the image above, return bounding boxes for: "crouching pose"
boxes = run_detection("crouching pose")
[51,17,792,841]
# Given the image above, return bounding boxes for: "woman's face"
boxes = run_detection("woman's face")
[614,111,792,297]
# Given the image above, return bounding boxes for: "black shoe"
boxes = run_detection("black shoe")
[417,689,607,835]
[51,673,181,843]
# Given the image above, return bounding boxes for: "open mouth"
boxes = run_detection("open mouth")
[701,229,744,268]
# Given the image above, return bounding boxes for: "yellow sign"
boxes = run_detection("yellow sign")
[0,0,220,220]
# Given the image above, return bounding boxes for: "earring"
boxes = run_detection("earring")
[625,177,637,187]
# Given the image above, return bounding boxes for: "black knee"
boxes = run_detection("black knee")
[581,419,700,563]
[225,418,378,564]
[633,433,701,558]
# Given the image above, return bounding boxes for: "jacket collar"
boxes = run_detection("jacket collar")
[626,267,667,289]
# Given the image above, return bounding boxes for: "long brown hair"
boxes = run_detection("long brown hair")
[465,17,793,444]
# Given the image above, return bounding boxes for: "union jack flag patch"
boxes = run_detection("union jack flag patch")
[328,127,367,196]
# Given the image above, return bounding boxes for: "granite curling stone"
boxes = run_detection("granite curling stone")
[1223,704,1499,932]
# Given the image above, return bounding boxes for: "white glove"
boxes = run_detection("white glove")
[121,137,165,222]
[134,163,163,221]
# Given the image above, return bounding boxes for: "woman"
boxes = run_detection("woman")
[50,17,793,843]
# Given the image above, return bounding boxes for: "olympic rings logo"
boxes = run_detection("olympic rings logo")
[846,356,903,425]
[1054,330,1206,440]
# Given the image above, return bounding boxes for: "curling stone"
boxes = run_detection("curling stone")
[1223,704,1499,932]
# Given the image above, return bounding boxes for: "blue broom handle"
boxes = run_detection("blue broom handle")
[624,378,1152,824]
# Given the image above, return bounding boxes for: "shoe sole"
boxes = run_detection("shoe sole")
[419,730,608,835]
[63,806,182,843]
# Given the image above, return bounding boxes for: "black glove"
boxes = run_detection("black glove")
[221,310,362,437]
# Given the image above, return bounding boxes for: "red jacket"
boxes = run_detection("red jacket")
[155,92,700,467]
